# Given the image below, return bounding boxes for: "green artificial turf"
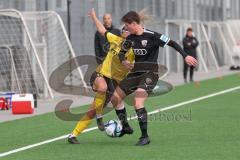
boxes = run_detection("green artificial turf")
[0,74,240,160]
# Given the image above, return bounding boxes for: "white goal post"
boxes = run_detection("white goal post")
[0,9,87,99]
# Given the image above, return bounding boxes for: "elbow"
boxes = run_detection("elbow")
[99,30,105,37]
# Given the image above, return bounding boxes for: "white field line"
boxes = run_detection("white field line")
[0,86,240,158]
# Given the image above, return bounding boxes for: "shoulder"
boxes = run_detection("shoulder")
[143,29,157,38]
[144,28,165,36]
[143,28,155,35]
[105,31,122,41]
[106,31,121,38]
[143,28,167,39]
[95,31,101,37]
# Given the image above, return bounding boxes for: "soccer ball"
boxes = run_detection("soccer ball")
[104,120,122,138]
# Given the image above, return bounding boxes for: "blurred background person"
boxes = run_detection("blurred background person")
[182,27,199,83]
[94,13,121,64]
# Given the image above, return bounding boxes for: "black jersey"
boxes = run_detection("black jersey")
[127,29,170,72]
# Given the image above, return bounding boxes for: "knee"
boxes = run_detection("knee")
[134,88,147,109]
[95,83,107,93]
[134,101,144,109]
[98,86,107,93]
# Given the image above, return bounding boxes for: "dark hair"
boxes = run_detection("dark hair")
[121,25,128,32]
[121,11,140,24]
[187,27,193,32]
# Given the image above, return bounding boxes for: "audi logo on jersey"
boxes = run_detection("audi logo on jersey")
[133,49,148,55]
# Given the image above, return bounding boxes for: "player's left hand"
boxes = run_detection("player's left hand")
[122,60,134,70]
[185,56,198,66]
[88,8,96,20]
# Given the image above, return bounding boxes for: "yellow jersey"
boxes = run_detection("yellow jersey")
[96,32,135,82]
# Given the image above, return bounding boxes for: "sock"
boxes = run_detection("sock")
[136,107,148,138]
[94,92,106,118]
[96,115,103,119]
[115,106,129,127]
[72,114,93,137]
[72,92,106,137]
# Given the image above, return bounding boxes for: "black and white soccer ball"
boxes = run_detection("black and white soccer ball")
[104,120,122,138]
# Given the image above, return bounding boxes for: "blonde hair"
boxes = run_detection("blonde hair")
[138,8,154,25]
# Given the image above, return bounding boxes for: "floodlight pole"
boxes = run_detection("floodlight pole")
[67,0,71,40]
[45,0,48,11]
[67,0,73,87]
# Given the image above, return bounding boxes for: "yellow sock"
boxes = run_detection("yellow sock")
[72,114,93,137]
[72,93,106,137]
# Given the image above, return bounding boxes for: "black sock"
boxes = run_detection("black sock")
[115,108,129,127]
[136,108,148,138]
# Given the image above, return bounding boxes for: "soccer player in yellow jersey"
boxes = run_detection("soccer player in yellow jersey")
[68,8,134,144]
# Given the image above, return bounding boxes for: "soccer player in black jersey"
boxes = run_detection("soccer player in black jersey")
[111,11,198,146]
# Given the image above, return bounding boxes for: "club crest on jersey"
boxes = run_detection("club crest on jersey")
[141,40,148,47]
[145,78,152,84]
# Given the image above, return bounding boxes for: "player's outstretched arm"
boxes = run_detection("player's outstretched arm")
[88,8,107,36]
[168,40,198,66]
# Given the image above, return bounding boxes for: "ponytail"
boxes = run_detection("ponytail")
[121,8,153,25]
[138,8,154,25]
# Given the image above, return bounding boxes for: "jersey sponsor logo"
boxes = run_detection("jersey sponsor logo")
[133,49,148,55]
[160,35,169,43]
[141,40,148,47]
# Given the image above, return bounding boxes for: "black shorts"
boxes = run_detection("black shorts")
[90,72,118,107]
[119,71,159,96]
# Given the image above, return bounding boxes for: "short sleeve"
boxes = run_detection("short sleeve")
[154,32,170,47]
[105,31,121,43]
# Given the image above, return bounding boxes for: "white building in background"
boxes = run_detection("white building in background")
[0,0,240,55]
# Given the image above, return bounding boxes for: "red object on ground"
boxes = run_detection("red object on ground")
[0,97,8,110]
[12,94,34,114]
